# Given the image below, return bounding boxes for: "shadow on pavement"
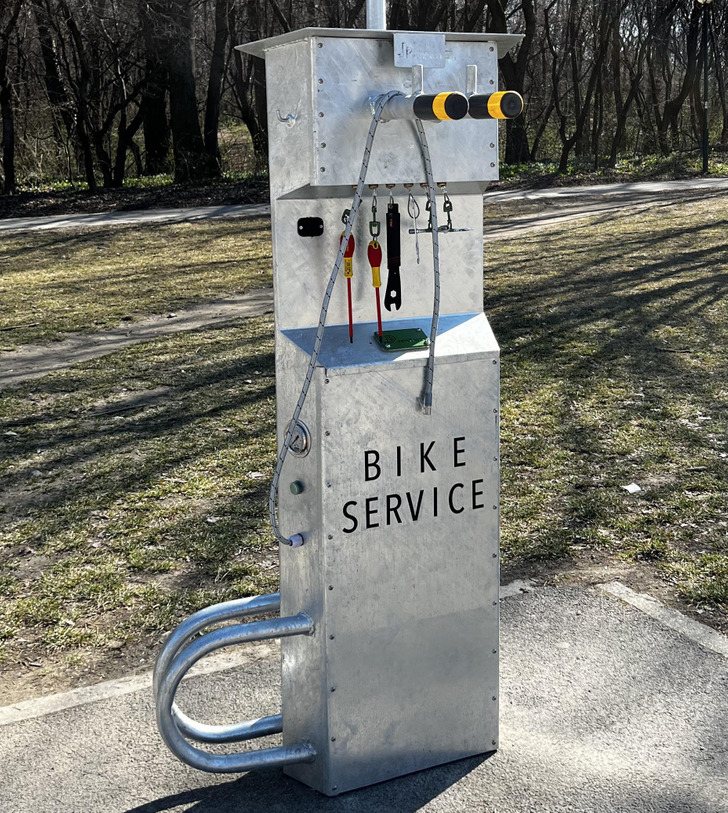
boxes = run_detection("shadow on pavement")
[125,754,488,813]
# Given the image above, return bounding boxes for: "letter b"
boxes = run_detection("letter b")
[364,450,381,482]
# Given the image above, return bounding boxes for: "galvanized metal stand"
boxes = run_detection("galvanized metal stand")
[154,22,522,798]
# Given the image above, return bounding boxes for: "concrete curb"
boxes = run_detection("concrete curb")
[599,581,728,658]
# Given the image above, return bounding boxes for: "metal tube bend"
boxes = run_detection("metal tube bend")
[153,592,281,743]
[156,613,315,773]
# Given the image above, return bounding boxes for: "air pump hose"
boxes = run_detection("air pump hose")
[269,91,442,546]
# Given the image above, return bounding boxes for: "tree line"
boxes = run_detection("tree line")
[0,0,725,194]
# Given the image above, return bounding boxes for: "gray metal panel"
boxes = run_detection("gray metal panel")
[319,352,500,794]
[270,196,485,331]
[312,36,500,187]
[282,312,499,374]
[264,40,314,198]
[237,27,523,60]
[279,327,500,795]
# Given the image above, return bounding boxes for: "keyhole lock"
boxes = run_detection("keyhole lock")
[286,420,312,458]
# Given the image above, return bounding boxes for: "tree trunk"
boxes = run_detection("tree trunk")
[165,0,219,180]
[0,0,22,193]
[204,0,231,164]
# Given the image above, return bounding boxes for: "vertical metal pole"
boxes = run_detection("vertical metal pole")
[366,0,387,30]
[702,3,710,174]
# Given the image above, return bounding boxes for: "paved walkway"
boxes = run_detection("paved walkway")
[2,178,727,390]
[1,583,727,812]
[0,203,271,234]
[1,179,727,235]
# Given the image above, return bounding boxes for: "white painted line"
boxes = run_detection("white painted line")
[599,581,728,659]
[0,640,279,727]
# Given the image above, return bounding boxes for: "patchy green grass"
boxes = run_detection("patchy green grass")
[489,192,728,613]
[498,151,728,187]
[0,219,272,346]
[0,316,278,666]
[2,191,728,683]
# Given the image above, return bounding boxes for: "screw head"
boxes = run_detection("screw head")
[325,430,331,436]
[331,736,336,741]
[328,534,333,540]
[319,112,324,117]
[329,634,335,640]
[330,686,336,692]
[318,78,324,84]
[492,649,497,654]
[328,585,334,590]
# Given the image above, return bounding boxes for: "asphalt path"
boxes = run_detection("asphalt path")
[0,178,726,234]
[1,584,727,812]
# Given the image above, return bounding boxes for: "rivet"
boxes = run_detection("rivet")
[317,42,323,48]
[493,456,498,461]
[326,481,332,488]
[328,585,334,590]
[331,737,336,742]
[490,143,495,148]
[318,78,324,84]
[325,378,330,384]
[492,696,497,701]
[319,112,324,117]
[321,142,327,148]
[328,534,333,540]
[492,649,497,654]
[489,79,495,85]
[493,601,498,605]
[332,786,338,791]
[330,686,336,692]
[320,167,326,172]
[492,740,497,747]
[489,46,494,52]
[490,162,496,168]
[492,359,497,364]
[325,430,331,436]
[493,409,498,413]
[492,552,497,557]
[329,634,335,640]
[493,506,498,511]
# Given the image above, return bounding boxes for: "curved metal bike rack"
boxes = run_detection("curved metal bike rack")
[153,592,316,773]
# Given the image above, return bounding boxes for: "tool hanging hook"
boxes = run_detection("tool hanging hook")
[407,191,421,264]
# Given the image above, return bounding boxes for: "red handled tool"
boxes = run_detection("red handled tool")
[368,191,383,338]
[340,230,356,343]
[368,239,383,338]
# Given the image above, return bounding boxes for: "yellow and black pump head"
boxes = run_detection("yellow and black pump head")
[468,90,524,120]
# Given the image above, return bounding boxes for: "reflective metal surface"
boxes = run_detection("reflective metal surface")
[234,27,514,796]
[155,610,316,773]
[239,30,524,194]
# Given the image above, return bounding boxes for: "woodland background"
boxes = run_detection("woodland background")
[0,0,726,194]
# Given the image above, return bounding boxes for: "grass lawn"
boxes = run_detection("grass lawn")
[0,218,272,347]
[1,193,727,700]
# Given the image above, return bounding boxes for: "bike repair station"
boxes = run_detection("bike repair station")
[154,1,523,797]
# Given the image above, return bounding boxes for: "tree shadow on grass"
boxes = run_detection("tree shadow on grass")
[487,199,728,574]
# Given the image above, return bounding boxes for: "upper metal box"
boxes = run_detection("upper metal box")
[238,29,522,196]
